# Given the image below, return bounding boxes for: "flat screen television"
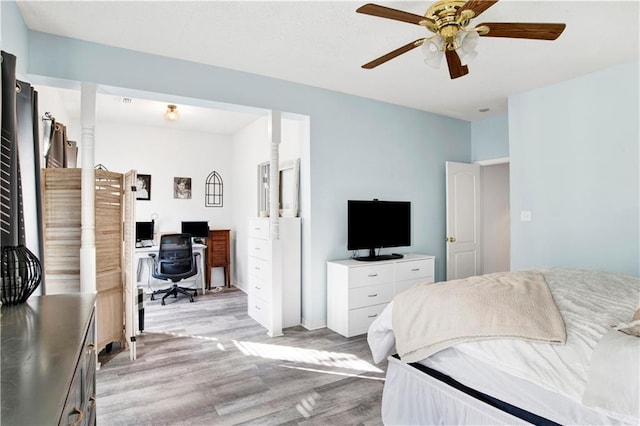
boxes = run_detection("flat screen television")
[181,221,209,242]
[135,221,154,242]
[348,199,411,261]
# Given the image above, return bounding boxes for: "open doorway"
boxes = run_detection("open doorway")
[480,162,510,274]
[445,159,510,280]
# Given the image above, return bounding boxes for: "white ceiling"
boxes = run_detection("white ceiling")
[49,87,267,135]
[17,0,640,123]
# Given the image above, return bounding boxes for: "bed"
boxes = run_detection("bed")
[367,268,640,425]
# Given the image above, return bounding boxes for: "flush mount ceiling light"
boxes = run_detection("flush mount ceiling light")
[165,104,179,121]
[357,0,566,79]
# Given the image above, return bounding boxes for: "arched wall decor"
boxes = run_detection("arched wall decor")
[205,171,223,207]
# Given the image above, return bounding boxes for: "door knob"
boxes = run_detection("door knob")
[446,236,456,243]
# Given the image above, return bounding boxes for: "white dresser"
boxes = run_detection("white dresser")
[248,217,301,336]
[327,254,435,337]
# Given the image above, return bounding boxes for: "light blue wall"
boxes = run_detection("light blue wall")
[0,1,29,76]
[24,30,470,326]
[509,60,639,276]
[471,113,509,162]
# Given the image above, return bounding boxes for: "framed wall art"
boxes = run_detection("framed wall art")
[136,174,151,201]
[174,177,192,199]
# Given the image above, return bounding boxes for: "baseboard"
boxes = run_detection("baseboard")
[301,317,326,331]
[232,283,247,294]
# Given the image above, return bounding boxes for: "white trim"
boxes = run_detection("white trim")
[301,317,327,331]
[474,157,510,166]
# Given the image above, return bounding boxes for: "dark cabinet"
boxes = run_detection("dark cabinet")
[1,294,97,425]
[206,229,231,288]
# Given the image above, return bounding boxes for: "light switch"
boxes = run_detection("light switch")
[520,211,532,222]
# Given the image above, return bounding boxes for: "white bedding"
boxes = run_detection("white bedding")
[368,268,640,421]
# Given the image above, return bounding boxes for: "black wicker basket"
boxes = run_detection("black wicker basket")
[1,245,42,305]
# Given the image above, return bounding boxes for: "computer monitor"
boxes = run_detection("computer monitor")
[135,221,154,242]
[181,221,209,241]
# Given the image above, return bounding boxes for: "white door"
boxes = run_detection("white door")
[446,161,481,280]
[123,170,137,360]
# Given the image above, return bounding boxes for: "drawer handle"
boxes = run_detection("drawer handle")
[255,286,261,290]
[411,268,420,272]
[255,247,260,250]
[255,227,261,230]
[367,274,378,277]
[69,407,84,426]
[368,314,378,318]
[367,294,378,297]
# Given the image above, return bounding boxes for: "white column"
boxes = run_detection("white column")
[80,82,97,293]
[268,111,283,336]
[268,110,281,238]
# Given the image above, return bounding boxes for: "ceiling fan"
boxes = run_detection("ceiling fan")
[357,0,566,79]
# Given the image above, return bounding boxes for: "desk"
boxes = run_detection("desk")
[135,243,207,295]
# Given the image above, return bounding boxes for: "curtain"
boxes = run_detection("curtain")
[1,50,44,303]
[1,51,43,304]
[45,121,78,168]
[16,79,44,272]
[1,50,25,247]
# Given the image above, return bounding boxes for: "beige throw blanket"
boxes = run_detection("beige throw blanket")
[392,271,566,363]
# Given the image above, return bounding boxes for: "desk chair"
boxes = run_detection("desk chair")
[150,233,198,305]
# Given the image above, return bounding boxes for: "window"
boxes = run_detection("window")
[205,171,223,207]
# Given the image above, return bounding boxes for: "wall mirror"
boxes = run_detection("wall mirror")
[257,158,300,217]
[278,158,300,217]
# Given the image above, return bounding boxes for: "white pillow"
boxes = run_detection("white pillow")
[615,304,640,337]
[582,330,640,419]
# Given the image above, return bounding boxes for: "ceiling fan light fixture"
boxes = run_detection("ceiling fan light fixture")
[459,49,477,63]
[454,30,479,64]
[457,30,479,54]
[357,1,566,79]
[422,35,444,68]
[165,104,179,121]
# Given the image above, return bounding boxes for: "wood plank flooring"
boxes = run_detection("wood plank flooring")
[97,287,386,425]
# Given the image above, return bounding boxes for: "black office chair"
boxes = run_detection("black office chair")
[149,233,198,305]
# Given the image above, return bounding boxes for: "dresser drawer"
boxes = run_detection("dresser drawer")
[210,232,228,243]
[248,293,269,327]
[348,303,387,337]
[249,218,269,240]
[348,264,394,288]
[248,256,270,279]
[349,283,394,310]
[210,252,227,265]
[248,237,270,261]
[248,274,271,301]
[395,258,434,282]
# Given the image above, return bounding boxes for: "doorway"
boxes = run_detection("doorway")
[480,162,510,274]
[445,160,510,280]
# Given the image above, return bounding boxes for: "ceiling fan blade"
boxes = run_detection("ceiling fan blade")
[445,50,469,79]
[362,39,423,69]
[478,22,566,40]
[356,3,433,26]
[458,0,499,18]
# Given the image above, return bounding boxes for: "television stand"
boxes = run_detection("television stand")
[327,254,435,337]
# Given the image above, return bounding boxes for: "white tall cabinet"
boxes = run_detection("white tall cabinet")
[327,254,435,337]
[247,217,301,336]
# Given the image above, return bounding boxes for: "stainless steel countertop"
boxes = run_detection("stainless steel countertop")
[1,293,96,425]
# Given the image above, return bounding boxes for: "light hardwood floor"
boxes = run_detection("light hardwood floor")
[97,287,386,425]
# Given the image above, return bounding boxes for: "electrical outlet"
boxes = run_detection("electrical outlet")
[520,211,532,222]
